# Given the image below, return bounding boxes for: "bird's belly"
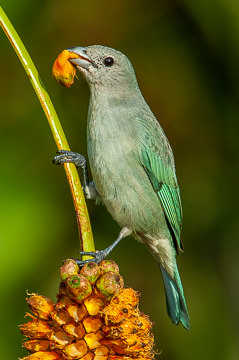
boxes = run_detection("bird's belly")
[88,140,167,235]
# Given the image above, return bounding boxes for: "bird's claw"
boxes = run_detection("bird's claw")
[53,150,86,168]
[75,250,109,266]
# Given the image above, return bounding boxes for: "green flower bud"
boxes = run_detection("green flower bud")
[96,271,124,300]
[80,262,101,284]
[60,259,79,281]
[99,260,119,274]
[66,274,92,303]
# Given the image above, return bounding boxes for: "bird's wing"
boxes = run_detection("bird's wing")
[141,144,183,253]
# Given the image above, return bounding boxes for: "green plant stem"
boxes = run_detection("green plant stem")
[0,6,95,257]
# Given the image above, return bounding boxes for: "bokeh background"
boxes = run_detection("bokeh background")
[1,0,239,359]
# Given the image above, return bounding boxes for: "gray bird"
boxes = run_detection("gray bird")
[54,45,190,329]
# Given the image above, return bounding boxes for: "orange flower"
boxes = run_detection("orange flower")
[26,293,54,320]
[19,259,156,360]
[20,351,61,359]
[20,319,51,338]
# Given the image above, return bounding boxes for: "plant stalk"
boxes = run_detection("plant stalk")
[0,6,95,257]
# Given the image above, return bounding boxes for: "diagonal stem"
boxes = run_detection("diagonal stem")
[0,6,95,258]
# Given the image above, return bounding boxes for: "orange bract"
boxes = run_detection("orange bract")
[52,50,79,88]
[19,259,156,360]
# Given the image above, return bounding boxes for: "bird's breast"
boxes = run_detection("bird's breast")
[87,109,135,198]
[86,107,164,233]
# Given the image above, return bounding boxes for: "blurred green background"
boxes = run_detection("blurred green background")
[1,0,239,359]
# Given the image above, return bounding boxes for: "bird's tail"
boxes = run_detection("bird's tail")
[159,264,190,330]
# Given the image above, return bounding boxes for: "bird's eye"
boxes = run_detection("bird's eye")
[103,57,114,67]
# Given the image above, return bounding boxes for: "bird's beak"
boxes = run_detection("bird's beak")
[67,46,93,70]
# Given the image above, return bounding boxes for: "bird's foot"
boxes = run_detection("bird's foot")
[76,227,131,266]
[76,249,110,266]
[53,150,98,200]
[53,150,86,168]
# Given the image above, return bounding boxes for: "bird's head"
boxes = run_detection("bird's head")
[67,45,139,94]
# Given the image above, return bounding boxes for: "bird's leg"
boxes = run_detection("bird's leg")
[76,227,132,265]
[53,150,98,199]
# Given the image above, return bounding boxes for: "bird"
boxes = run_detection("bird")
[53,45,190,330]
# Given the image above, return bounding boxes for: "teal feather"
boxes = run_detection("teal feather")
[142,148,183,252]
[142,143,190,329]
[158,184,183,252]
[160,264,190,329]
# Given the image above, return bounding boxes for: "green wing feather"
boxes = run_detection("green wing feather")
[142,148,183,252]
